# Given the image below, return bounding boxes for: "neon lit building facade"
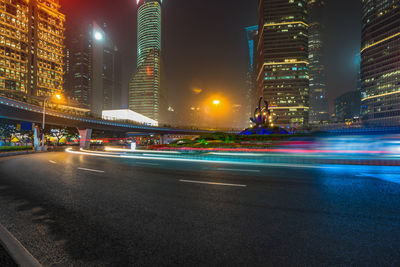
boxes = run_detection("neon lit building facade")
[257,0,309,128]
[129,0,167,124]
[361,0,400,126]
[0,0,65,101]
[308,0,329,124]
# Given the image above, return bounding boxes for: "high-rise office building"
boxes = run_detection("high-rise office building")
[65,22,121,116]
[245,25,258,126]
[0,0,65,101]
[129,0,167,124]
[308,0,329,124]
[334,90,361,123]
[256,0,310,128]
[361,0,400,126]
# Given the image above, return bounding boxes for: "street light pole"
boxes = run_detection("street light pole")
[41,94,62,150]
[213,100,220,130]
[41,96,49,150]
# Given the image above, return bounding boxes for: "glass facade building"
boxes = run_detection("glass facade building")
[129,0,167,123]
[65,22,121,116]
[308,0,329,124]
[361,0,400,126]
[256,0,310,128]
[0,0,65,101]
[334,90,361,123]
[245,25,258,127]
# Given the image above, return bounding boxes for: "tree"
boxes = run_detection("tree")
[0,119,18,144]
[44,127,78,145]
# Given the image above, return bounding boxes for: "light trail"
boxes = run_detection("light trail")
[105,147,180,154]
[156,147,391,155]
[216,168,261,173]
[65,148,340,169]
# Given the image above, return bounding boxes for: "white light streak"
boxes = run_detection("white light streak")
[179,179,247,187]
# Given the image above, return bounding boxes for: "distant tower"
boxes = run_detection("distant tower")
[65,22,121,116]
[361,0,400,126]
[257,0,310,128]
[245,26,258,127]
[308,0,329,124]
[129,0,167,123]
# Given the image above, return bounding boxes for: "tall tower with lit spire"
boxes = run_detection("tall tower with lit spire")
[129,0,167,123]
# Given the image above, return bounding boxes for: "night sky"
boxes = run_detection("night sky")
[61,0,361,120]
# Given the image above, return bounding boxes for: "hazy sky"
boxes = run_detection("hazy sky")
[61,0,361,118]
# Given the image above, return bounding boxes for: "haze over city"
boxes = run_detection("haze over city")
[62,0,361,125]
[0,0,399,266]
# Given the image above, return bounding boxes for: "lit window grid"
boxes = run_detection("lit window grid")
[35,0,65,96]
[137,1,161,68]
[129,50,161,121]
[361,0,400,124]
[257,1,309,127]
[0,0,29,93]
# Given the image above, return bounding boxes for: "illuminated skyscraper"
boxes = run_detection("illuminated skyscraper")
[0,0,65,100]
[308,0,329,124]
[361,0,400,126]
[129,0,167,123]
[257,0,309,128]
[245,26,258,126]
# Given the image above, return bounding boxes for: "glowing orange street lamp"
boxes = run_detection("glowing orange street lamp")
[213,99,221,106]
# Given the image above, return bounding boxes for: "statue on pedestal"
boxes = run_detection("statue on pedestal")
[241,97,288,135]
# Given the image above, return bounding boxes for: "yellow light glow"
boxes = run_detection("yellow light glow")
[257,60,309,80]
[361,32,400,53]
[362,90,400,101]
[264,21,309,28]
[269,106,309,110]
[213,100,221,105]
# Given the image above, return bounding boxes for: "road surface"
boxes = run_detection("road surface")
[0,152,399,266]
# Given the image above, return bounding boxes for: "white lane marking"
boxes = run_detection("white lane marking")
[217,168,260,173]
[179,179,247,187]
[77,167,105,173]
[49,160,57,164]
[136,162,160,166]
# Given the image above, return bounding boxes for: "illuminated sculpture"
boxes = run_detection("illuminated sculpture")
[241,97,288,135]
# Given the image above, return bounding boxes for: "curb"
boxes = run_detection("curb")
[0,151,35,158]
[0,223,42,267]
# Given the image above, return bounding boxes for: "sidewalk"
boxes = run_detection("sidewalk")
[0,243,17,267]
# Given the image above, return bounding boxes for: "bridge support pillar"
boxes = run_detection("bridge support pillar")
[33,125,41,151]
[160,134,168,145]
[78,129,92,149]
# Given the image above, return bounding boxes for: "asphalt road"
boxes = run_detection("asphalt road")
[0,243,17,267]
[0,152,399,266]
